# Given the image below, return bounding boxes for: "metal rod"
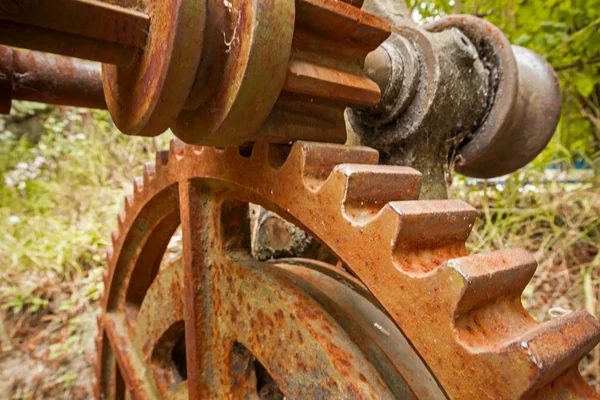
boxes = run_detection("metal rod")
[0,0,149,47]
[0,20,138,66]
[0,45,107,111]
[0,0,149,65]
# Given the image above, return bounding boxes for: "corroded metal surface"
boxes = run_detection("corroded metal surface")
[0,0,147,65]
[0,46,106,113]
[0,0,148,48]
[172,0,296,146]
[102,0,205,137]
[172,0,390,146]
[0,0,593,397]
[0,0,561,178]
[425,15,562,178]
[98,140,600,399]
[0,0,390,143]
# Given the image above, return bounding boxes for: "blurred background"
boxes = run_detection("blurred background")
[0,0,598,397]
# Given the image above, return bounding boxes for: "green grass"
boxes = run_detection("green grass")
[0,104,172,398]
[451,153,600,387]
[0,104,172,287]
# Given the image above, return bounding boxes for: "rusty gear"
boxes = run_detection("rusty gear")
[96,140,600,399]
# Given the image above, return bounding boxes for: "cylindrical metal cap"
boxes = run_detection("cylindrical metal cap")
[426,15,562,178]
[456,45,562,178]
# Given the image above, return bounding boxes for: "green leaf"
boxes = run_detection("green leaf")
[515,35,532,45]
[573,74,596,97]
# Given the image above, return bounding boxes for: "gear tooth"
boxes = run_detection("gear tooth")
[297,141,379,171]
[529,367,600,399]
[111,230,119,248]
[449,248,537,316]
[117,210,126,230]
[252,141,269,160]
[133,177,143,193]
[169,138,186,158]
[224,146,240,158]
[337,164,422,203]
[386,200,476,275]
[143,162,156,184]
[124,195,134,211]
[190,144,205,155]
[283,141,379,188]
[155,150,169,168]
[506,310,600,395]
[106,248,113,264]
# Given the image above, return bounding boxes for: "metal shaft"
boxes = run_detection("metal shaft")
[0,0,149,65]
[0,45,106,112]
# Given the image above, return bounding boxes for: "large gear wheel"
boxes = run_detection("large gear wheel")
[96,139,600,399]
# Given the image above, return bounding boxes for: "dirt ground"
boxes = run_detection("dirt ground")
[0,275,98,399]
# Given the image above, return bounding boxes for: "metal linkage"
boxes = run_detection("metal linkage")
[0,1,561,182]
[348,8,562,197]
[426,16,562,179]
[0,0,392,145]
[0,0,148,65]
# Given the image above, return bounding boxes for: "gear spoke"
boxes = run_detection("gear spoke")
[179,179,224,397]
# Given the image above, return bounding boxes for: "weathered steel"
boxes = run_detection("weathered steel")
[172,0,390,146]
[0,20,139,66]
[97,139,600,399]
[102,0,205,137]
[0,0,149,48]
[172,0,296,146]
[0,46,106,113]
[426,15,562,178]
[0,0,594,397]
[349,14,563,198]
[349,23,491,199]
[0,0,389,145]
[0,0,148,66]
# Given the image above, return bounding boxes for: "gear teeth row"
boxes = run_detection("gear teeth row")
[449,248,600,396]
[96,146,180,399]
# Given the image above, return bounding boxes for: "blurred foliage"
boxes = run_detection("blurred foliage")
[411,0,600,165]
[0,103,171,306]
[0,104,174,397]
